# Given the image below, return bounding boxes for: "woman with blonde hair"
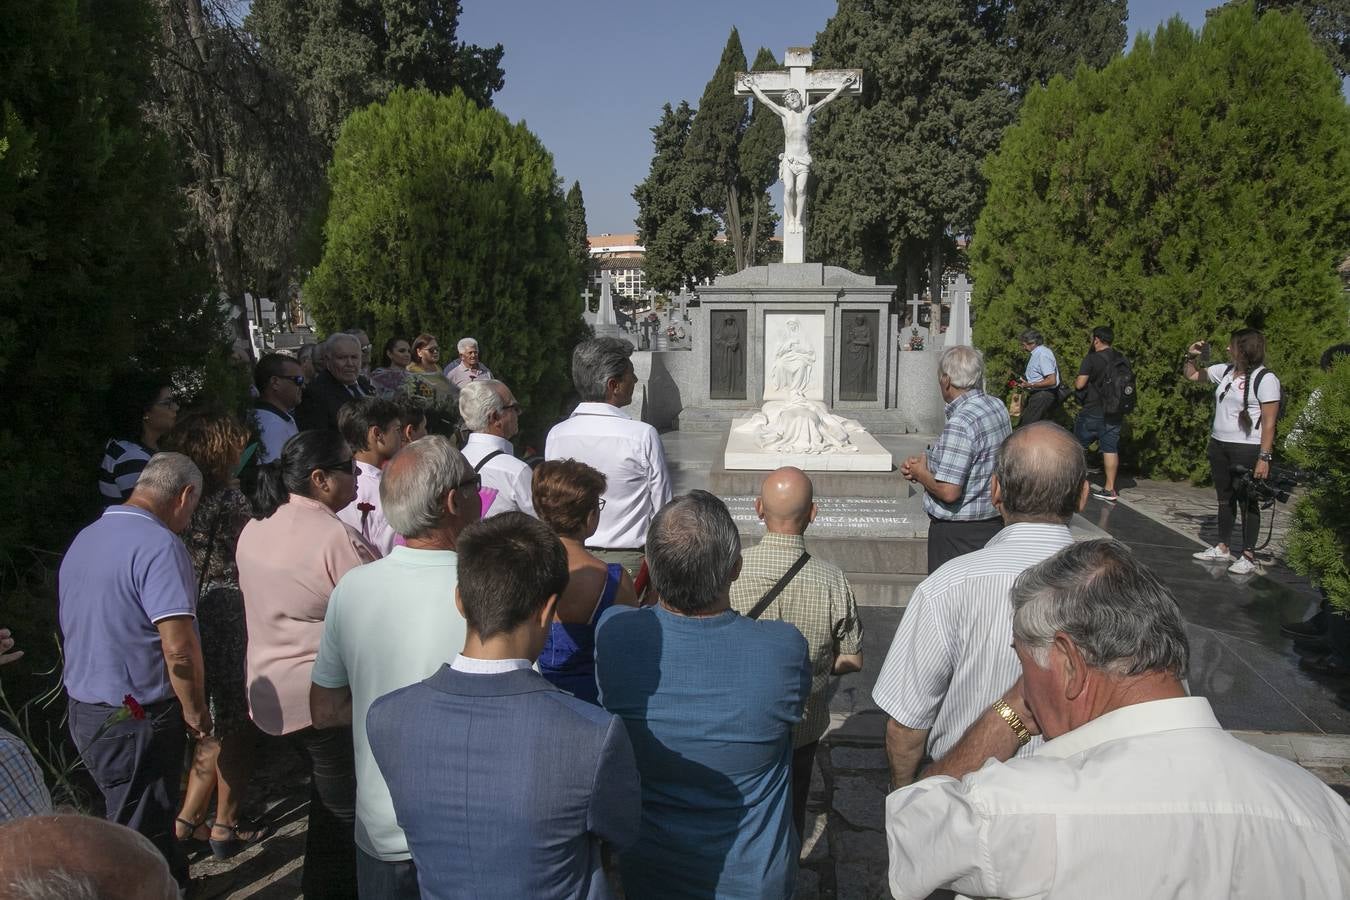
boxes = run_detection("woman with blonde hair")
[532,459,639,704]
[161,412,272,858]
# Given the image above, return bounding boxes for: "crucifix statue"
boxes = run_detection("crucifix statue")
[580,286,593,315]
[736,48,862,264]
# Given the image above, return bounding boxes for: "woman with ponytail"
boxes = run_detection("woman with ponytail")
[1183,328,1281,576]
[236,429,375,898]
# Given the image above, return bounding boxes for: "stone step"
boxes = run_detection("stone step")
[848,573,922,608]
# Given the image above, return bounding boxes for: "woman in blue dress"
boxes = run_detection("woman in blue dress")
[532,459,639,703]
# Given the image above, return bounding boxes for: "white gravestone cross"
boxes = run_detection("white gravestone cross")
[736,48,862,265]
[580,286,593,315]
[597,271,617,327]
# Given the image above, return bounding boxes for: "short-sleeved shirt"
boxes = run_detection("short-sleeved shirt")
[445,362,492,390]
[98,439,153,503]
[461,433,535,517]
[337,461,397,556]
[1023,345,1058,387]
[1207,364,1281,445]
[730,532,863,747]
[0,725,53,822]
[311,546,467,861]
[59,506,197,706]
[595,605,810,899]
[236,494,376,735]
[924,390,1012,521]
[871,523,1074,761]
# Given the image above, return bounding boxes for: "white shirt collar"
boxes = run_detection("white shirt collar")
[354,459,383,478]
[449,654,533,674]
[1036,696,1217,760]
[463,432,514,453]
[570,401,632,420]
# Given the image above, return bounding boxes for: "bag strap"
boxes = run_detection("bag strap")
[473,449,506,473]
[746,552,811,621]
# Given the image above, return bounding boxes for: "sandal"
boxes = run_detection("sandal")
[175,816,210,846]
[208,820,275,860]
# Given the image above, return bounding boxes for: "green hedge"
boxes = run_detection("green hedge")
[971,3,1350,479]
[1286,358,1350,613]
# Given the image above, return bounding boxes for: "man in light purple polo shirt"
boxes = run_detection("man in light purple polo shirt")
[59,452,212,887]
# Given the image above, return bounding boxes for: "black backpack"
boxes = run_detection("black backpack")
[1100,349,1137,417]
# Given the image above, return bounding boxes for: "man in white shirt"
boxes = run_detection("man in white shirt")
[252,353,302,463]
[310,436,480,899]
[458,380,534,517]
[874,422,1089,788]
[545,337,671,574]
[885,538,1350,900]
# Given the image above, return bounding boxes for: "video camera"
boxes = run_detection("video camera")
[1231,464,1302,507]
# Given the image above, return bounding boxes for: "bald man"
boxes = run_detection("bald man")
[729,466,864,837]
[0,814,178,900]
[872,422,1090,789]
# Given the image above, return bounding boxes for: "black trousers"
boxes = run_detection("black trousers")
[1206,438,1262,553]
[68,696,188,885]
[927,516,1004,573]
[790,740,819,840]
[288,725,359,898]
[1019,390,1059,425]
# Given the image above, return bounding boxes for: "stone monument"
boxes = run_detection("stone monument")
[593,270,621,339]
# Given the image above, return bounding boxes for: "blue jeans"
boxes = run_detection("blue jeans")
[357,847,420,899]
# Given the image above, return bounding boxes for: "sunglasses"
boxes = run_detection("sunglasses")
[153,396,180,408]
[502,402,522,414]
[454,473,481,492]
[597,497,607,511]
[319,458,356,475]
[277,375,306,387]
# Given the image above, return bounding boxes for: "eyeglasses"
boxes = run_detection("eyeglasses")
[503,402,522,413]
[425,346,440,354]
[453,473,481,492]
[319,458,356,475]
[360,345,371,353]
[277,375,305,387]
[597,497,607,511]
[153,396,180,408]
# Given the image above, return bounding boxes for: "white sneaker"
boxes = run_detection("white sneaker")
[1228,556,1258,575]
[1192,545,1230,562]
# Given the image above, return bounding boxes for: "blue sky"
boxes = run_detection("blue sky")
[458,1,1217,234]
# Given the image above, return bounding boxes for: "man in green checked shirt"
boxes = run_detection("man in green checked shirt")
[730,467,864,839]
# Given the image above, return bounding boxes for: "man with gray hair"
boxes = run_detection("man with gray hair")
[874,422,1088,788]
[310,435,480,898]
[902,344,1012,572]
[58,453,210,887]
[0,814,179,900]
[595,491,810,899]
[545,337,671,574]
[1016,328,1062,425]
[885,539,1350,899]
[459,379,534,517]
[444,336,492,389]
[297,331,374,431]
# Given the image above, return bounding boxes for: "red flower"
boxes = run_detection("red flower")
[123,694,146,721]
[357,502,375,513]
[1006,378,1019,389]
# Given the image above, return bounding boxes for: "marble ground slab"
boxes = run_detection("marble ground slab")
[724,417,894,471]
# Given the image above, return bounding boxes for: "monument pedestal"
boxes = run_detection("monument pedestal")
[723,416,893,472]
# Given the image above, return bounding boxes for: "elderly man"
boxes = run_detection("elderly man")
[311,436,479,898]
[253,352,303,462]
[346,327,374,376]
[903,345,1011,572]
[730,467,863,836]
[459,379,534,516]
[0,814,179,900]
[297,332,373,431]
[596,491,810,899]
[885,539,1350,899]
[874,422,1088,788]
[443,336,492,389]
[58,453,210,886]
[546,337,671,574]
[1016,328,1062,425]
[368,512,640,900]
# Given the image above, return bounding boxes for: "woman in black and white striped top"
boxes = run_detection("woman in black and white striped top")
[98,374,178,503]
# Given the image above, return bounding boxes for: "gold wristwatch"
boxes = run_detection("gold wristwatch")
[992,698,1032,747]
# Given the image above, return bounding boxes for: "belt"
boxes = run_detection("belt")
[928,515,1002,525]
[587,546,644,553]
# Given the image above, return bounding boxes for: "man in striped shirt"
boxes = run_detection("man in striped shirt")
[874,422,1088,788]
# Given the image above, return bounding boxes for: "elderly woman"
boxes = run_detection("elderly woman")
[99,373,178,503]
[532,459,639,704]
[370,336,412,397]
[162,413,271,858]
[237,430,375,898]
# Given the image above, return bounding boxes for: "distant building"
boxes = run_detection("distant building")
[588,233,647,301]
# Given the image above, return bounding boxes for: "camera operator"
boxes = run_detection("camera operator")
[1182,328,1281,575]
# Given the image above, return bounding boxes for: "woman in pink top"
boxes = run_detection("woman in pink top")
[237,429,375,899]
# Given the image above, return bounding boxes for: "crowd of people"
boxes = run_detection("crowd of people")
[1,327,1348,899]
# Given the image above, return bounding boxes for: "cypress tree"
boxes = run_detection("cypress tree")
[634,101,721,292]
[566,181,592,293]
[972,4,1350,479]
[685,28,751,272]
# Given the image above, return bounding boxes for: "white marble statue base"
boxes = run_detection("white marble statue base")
[723,417,894,471]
